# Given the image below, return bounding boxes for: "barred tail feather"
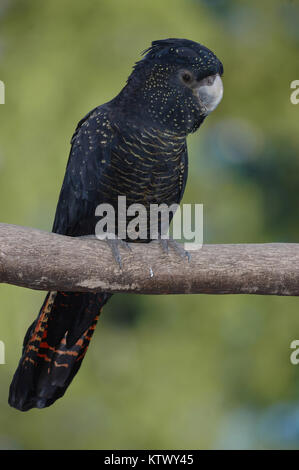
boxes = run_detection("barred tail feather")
[9,291,110,411]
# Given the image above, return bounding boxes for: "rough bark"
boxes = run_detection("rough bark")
[0,223,298,296]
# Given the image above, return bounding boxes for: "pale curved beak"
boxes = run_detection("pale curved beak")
[195,73,223,114]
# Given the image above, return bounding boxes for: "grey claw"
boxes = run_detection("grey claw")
[106,239,122,269]
[160,238,169,254]
[106,238,132,268]
[80,234,131,268]
[121,240,132,252]
[158,238,191,262]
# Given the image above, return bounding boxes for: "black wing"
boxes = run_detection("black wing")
[52,106,116,236]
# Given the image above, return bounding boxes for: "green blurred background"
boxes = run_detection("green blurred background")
[0,0,299,450]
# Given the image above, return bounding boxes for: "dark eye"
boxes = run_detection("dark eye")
[182,72,192,83]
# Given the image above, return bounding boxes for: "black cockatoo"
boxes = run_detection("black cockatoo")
[9,38,223,411]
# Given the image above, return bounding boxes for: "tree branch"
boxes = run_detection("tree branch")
[0,223,298,296]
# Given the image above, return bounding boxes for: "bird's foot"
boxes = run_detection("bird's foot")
[158,236,191,262]
[80,234,131,268]
[106,237,131,269]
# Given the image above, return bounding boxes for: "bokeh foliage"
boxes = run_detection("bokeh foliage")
[0,0,299,449]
